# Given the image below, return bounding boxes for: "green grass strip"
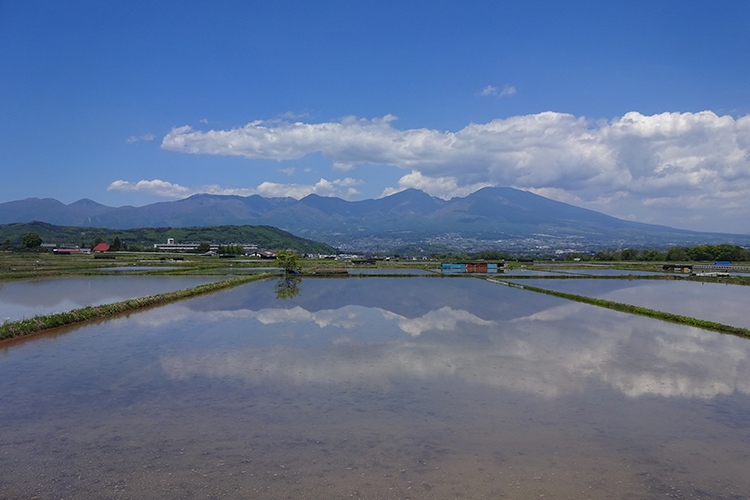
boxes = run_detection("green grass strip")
[0,274,272,342]
[487,278,750,339]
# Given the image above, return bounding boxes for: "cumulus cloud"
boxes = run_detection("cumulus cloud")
[126,133,155,143]
[107,177,363,200]
[161,111,750,231]
[381,170,492,199]
[107,179,192,198]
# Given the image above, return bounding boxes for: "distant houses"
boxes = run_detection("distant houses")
[153,239,259,254]
[257,250,278,259]
[92,242,110,252]
[663,262,750,274]
[52,247,81,255]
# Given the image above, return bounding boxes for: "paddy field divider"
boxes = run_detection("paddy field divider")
[0,273,272,342]
[487,277,750,339]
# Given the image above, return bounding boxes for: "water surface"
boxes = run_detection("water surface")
[555,268,668,276]
[0,276,223,321]
[499,269,569,276]
[2,277,750,499]
[348,268,433,274]
[506,278,750,329]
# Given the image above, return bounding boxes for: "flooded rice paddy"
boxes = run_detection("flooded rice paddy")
[0,276,223,322]
[553,269,668,276]
[1,277,750,499]
[505,278,750,330]
[348,268,433,275]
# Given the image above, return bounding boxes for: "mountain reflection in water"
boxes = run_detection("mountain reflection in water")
[2,277,750,499]
[155,278,750,400]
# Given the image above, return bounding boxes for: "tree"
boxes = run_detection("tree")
[276,249,301,273]
[22,232,42,249]
[620,249,637,261]
[217,244,244,255]
[472,250,511,260]
[196,242,211,253]
[643,249,665,261]
[110,237,122,251]
[666,246,688,261]
[594,250,616,261]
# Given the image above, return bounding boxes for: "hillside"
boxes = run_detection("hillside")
[1,187,749,252]
[0,222,337,254]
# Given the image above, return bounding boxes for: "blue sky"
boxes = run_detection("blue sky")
[2,1,749,233]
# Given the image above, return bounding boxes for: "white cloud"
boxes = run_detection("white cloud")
[254,178,362,199]
[479,84,516,97]
[126,133,155,144]
[279,110,311,120]
[161,111,750,231]
[279,167,296,176]
[381,170,492,200]
[107,179,192,198]
[107,177,363,200]
[480,85,498,96]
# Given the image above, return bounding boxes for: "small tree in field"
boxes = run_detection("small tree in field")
[276,249,301,273]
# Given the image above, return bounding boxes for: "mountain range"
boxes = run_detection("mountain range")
[1,187,748,252]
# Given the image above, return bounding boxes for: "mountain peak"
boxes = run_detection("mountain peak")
[69,198,108,208]
[1,188,747,249]
[386,188,434,199]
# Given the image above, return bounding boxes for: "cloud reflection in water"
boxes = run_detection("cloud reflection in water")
[157,297,750,400]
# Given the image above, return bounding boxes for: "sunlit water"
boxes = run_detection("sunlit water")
[0,276,224,321]
[505,278,750,329]
[1,277,750,499]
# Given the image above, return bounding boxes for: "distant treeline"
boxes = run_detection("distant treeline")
[430,246,749,263]
[570,244,750,262]
[0,221,337,254]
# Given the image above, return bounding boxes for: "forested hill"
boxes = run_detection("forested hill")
[0,222,337,254]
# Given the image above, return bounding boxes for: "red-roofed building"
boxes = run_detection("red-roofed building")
[92,242,110,252]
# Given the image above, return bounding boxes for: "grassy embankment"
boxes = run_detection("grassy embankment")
[0,251,283,281]
[490,278,750,338]
[0,273,272,342]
